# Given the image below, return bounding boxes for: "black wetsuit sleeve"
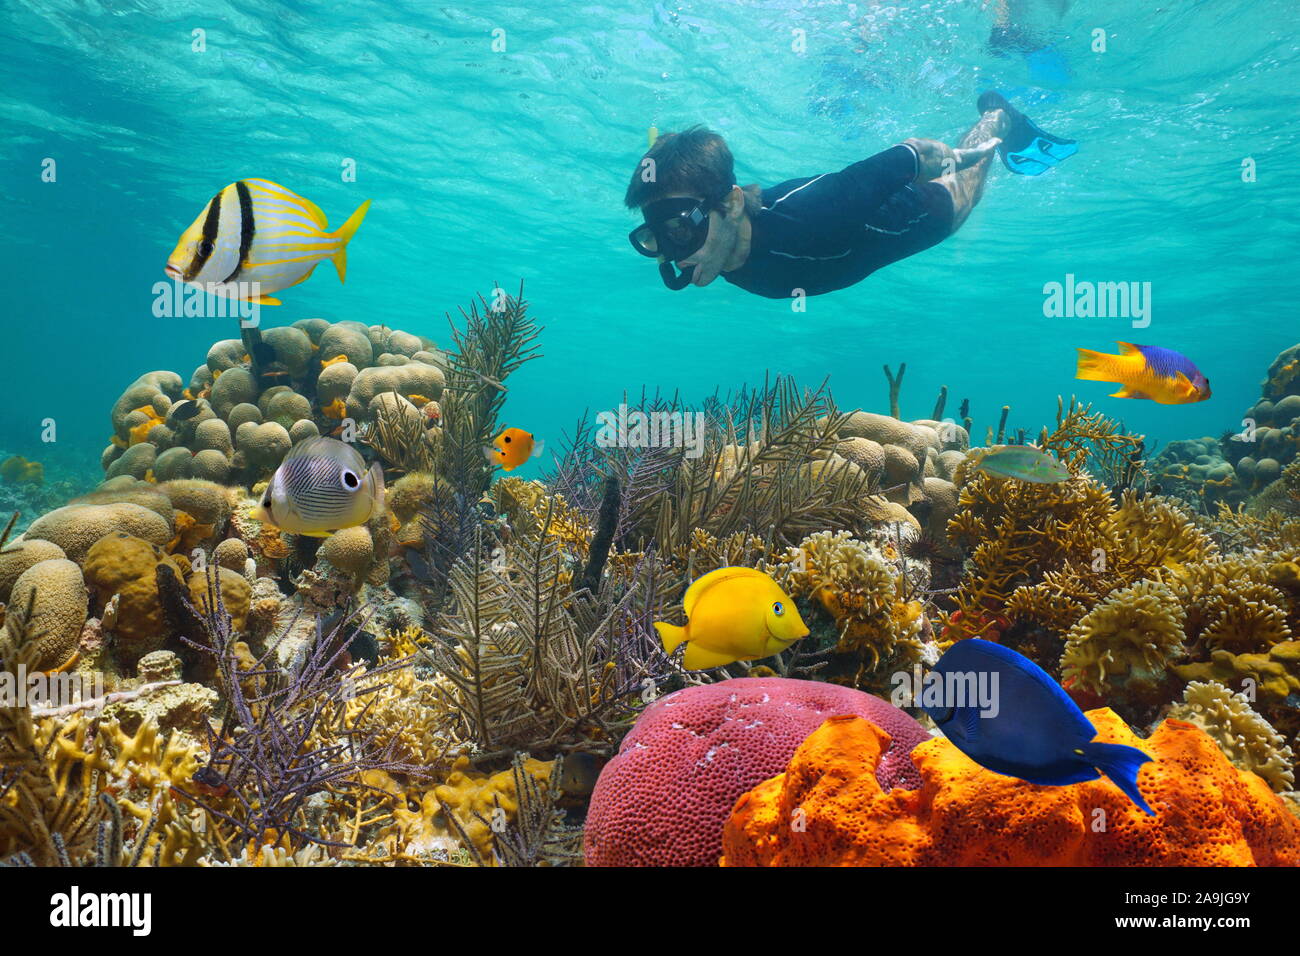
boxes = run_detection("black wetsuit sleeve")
[759,145,922,253]
[831,144,921,220]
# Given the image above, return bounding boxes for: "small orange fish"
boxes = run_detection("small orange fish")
[485,428,544,471]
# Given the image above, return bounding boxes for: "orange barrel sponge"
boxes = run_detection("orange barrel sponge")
[584,677,929,867]
[721,708,1300,866]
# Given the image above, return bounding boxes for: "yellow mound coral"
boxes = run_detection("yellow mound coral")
[0,455,44,484]
[1168,681,1295,792]
[83,533,187,668]
[1060,580,1186,697]
[1173,643,1300,707]
[361,756,555,864]
[721,709,1300,866]
[187,565,250,632]
[341,662,459,767]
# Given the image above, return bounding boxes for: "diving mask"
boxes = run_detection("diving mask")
[629,189,731,289]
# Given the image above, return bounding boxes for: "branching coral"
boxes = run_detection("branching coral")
[1168,681,1295,792]
[943,451,1113,641]
[775,531,926,684]
[1060,580,1186,698]
[1038,395,1151,491]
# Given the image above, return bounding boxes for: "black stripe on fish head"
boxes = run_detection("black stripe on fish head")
[184,188,223,282]
[222,180,255,283]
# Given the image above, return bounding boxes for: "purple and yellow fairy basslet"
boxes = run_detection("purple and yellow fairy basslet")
[165,179,370,305]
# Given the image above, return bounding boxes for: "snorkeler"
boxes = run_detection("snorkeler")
[626,92,1076,295]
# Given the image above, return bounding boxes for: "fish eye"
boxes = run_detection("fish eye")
[503,435,512,443]
[772,601,784,616]
[198,238,214,256]
[340,469,360,490]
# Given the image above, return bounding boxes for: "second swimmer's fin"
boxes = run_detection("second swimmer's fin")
[978,90,1078,176]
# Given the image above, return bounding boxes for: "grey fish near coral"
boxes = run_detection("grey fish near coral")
[255,436,386,537]
[974,445,1070,483]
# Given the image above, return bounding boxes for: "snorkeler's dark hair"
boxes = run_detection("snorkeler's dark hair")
[625,125,761,216]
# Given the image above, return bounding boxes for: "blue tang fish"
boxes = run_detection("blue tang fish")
[923,639,1156,815]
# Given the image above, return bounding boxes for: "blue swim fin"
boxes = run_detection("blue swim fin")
[1081,740,1156,815]
[978,90,1078,176]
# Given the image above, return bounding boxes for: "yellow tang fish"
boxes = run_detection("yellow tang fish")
[654,567,809,670]
[254,436,385,537]
[484,427,544,471]
[165,179,370,305]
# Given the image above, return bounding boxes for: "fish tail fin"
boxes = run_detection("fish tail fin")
[330,199,371,283]
[367,460,386,515]
[531,438,545,459]
[1075,348,1117,382]
[1082,741,1156,815]
[654,622,688,655]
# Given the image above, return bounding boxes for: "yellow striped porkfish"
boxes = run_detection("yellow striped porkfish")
[164,179,370,305]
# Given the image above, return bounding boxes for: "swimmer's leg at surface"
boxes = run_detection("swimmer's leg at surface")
[904,106,1011,232]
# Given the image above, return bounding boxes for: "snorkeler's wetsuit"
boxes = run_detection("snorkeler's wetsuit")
[722,144,954,299]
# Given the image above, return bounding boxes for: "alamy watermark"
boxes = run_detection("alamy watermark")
[1,667,105,710]
[1043,273,1151,329]
[890,663,1000,718]
[152,279,262,327]
[595,403,706,458]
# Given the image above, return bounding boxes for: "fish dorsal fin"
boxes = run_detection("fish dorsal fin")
[1116,341,1142,357]
[683,566,766,618]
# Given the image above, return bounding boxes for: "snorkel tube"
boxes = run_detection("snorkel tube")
[658,257,695,290]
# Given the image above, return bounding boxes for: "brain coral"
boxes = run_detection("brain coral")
[4,557,88,670]
[583,677,929,867]
[0,538,66,602]
[721,709,1300,866]
[24,502,172,564]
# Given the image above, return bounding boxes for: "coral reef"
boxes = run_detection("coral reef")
[101,319,446,486]
[1151,343,1300,511]
[583,677,929,867]
[773,529,930,691]
[4,296,1296,870]
[720,709,1300,866]
[1167,681,1294,792]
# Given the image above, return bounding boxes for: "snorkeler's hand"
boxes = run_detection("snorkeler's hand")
[953,138,1001,170]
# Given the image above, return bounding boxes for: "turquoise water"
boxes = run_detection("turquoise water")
[2,0,1297,477]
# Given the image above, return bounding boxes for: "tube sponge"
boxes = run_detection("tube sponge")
[721,709,1300,866]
